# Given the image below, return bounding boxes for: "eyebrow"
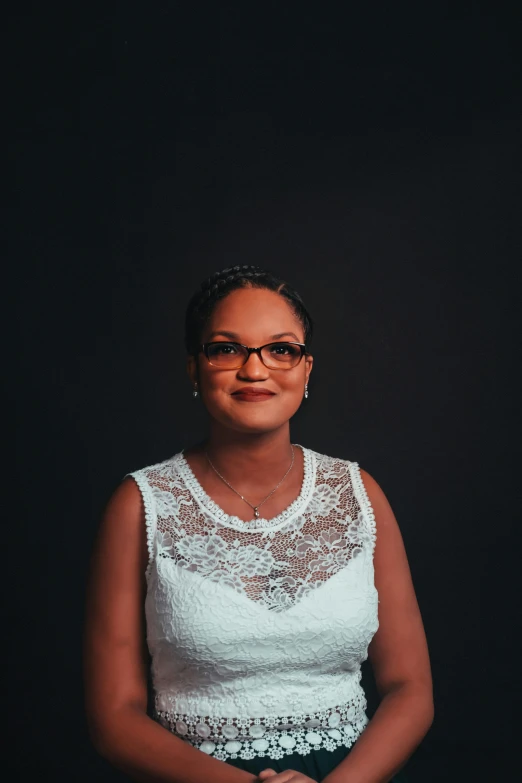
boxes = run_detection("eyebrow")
[206,330,302,342]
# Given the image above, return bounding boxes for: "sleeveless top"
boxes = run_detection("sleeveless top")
[124,445,379,763]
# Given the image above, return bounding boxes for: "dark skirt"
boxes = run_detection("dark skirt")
[224,742,410,782]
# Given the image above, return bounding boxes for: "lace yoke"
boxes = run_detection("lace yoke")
[125,446,380,763]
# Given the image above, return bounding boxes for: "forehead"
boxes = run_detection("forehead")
[203,287,304,343]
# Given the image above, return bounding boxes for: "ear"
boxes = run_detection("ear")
[186,354,198,388]
[305,352,313,385]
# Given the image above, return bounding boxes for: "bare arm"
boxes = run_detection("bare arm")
[322,469,434,783]
[83,477,258,783]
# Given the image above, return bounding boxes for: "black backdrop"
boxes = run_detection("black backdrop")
[9,4,521,782]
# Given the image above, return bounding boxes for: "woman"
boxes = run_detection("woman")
[84,265,434,783]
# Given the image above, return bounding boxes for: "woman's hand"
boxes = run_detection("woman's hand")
[256,769,317,782]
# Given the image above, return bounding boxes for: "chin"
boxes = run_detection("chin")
[226,418,284,436]
[214,408,293,435]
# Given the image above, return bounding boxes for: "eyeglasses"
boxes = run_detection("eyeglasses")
[200,341,307,370]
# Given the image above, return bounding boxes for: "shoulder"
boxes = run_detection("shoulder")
[357,468,398,533]
[308,447,390,501]
[305,446,364,483]
[124,452,183,484]
[307,447,397,528]
[305,446,355,473]
[356,468,407,567]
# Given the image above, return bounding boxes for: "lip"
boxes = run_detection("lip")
[232,388,276,397]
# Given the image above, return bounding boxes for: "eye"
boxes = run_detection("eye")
[268,343,301,357]
[209,342,240,355]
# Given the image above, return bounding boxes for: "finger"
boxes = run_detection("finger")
[257,773,313,783]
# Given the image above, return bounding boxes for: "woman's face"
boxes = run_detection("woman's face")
[187,287,313,435]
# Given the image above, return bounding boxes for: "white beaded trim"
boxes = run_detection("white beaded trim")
[124,471,157,580]
[176,445,316,532]
[155,697,369,762]
[348,461,377,555]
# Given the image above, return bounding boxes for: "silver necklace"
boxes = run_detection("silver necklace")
[205,446,295,519]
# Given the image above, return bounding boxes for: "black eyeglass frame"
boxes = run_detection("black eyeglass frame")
[200,341,308,369]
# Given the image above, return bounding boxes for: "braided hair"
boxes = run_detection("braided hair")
[184,265,313,356]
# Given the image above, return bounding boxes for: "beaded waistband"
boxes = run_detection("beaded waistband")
[155,695,369,762]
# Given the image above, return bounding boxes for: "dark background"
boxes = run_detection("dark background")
[9,3,521,782]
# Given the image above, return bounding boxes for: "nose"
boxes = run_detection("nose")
[237,350,269,380]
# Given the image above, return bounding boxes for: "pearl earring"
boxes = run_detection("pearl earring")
[304,383,309,399]
[193,384,198,398]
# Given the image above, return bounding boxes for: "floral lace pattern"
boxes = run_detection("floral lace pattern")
[147,447,375,613]
[155,697,369,762]
[124,446,379,762]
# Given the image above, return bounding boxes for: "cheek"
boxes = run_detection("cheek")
[204,374,225,392]
[197,368,228,392]
[279,373,306,393]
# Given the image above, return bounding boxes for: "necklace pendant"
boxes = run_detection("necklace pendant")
[254,507,259,519]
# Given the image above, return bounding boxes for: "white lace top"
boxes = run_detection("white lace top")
[124,445,379,763]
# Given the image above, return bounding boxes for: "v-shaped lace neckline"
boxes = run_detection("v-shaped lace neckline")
[176,444,316,532]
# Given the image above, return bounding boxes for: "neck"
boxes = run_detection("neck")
[203,422,294,477]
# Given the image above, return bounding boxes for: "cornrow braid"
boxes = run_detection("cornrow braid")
[184,264,313,356]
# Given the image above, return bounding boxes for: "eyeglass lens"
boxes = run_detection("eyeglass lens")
[206,342,302,368]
